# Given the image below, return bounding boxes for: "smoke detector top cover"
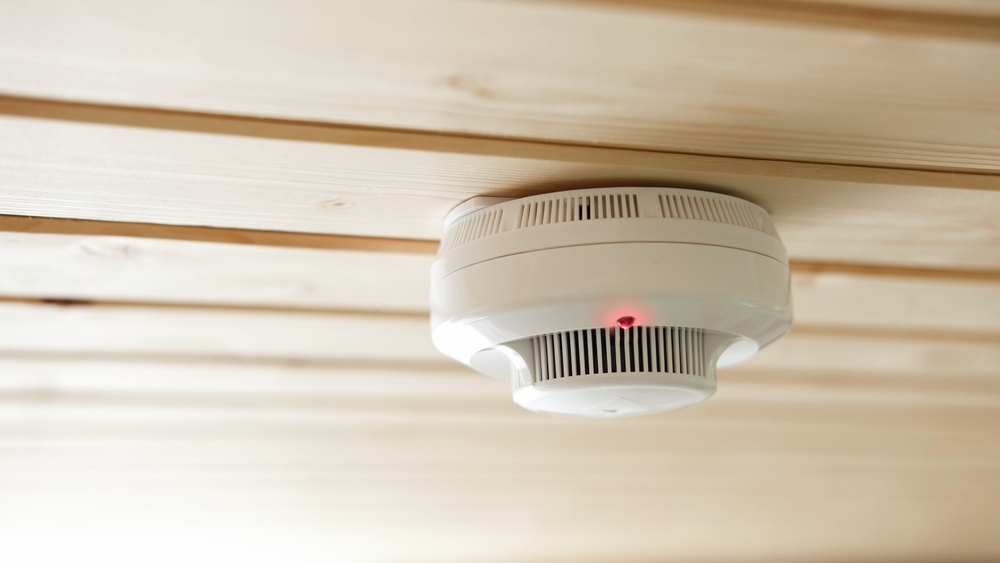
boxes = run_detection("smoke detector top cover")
[430,187,792,418]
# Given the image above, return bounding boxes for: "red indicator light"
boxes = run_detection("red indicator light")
[604,307,646,329]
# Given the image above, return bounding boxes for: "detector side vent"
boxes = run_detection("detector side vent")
[658,193,778,238]
[516,192,642,228]
[440,188,779,254]
[439,208,504,253]
[528,326,706,384]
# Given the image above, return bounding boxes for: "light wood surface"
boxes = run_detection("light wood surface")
[1,356,997,563]
[0,230,434,312]
[1,1,999,561]
[2,230,1000,335]
[2,112,999,270]
[2,0,1000,171]
[789,266,1000,334]
[0,300,996,380]
[0,301,437,363]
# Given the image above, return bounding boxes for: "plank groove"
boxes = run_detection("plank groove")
[0,214,438,254]
[558,0,1000,40]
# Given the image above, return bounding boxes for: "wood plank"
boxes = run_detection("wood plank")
[1,300,996,379]
[743,326,1000,379]
[0,230,434,312]
[0,301,439,364]
[2,111,999,270]
[2,355,997,408]
[3,230,1000,334]
[0,357,997,563]
[789,265,1000,334]
[2,1,1000,171]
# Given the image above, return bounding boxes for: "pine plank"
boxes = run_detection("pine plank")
[2,112,999,270]
[0,301,996,379]
[744,327,1000,379]
[790,266,1000,334]
[0,357,997,563]
[1,0,1000,170]
[0,301,438,364]
[2,230,1000,335]
[0,231,434,312]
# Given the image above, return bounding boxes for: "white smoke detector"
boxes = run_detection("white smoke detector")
[430,187,792,418]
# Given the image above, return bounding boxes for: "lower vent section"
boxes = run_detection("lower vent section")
[530,326,705,383]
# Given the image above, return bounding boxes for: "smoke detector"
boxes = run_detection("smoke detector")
[430,187,792,418]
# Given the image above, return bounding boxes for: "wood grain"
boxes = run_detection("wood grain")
[2,110,999,270]
[1,0,999,171]
[0,356,997,563]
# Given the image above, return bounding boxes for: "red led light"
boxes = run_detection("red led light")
[603,306,647,329]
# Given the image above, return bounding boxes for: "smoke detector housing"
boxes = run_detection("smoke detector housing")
[430,187,792,418]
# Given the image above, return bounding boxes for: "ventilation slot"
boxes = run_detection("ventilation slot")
[530,326,705,383]
[517,193,641,229]
[440,208,504,253]
[659,194,778,237]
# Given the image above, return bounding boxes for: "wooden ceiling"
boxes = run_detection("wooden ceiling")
[1,1,998,561]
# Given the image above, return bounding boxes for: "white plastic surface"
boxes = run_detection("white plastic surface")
[430,187,793,418]
[512,374,715,418]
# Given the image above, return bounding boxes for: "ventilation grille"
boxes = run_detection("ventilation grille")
[440,208,503,253]
[659,193,778,237]
[517,192,641,228]
[530,326,705,384]
[440,189,779,253]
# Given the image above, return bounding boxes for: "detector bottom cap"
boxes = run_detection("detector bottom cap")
[513,375,715,418]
